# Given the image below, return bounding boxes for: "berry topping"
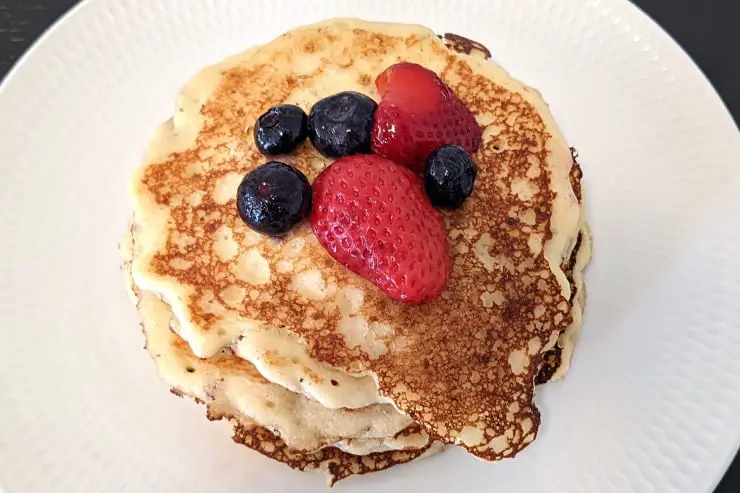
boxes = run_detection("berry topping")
[236,161,312,237]
[311,154,451,303]
[308,91,377,157]
[371,62,482,172]
[424,145,477,208]
[254,104,308,155]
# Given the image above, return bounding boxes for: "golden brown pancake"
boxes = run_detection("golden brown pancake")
[123,231,441,489]
[121,223,589,483]
[227,421,441,486]
[127,19,588,463]
[123,232,431,456]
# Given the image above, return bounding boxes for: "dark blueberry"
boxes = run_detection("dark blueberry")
[308,91,377,157]
[236,161,312,236]
[254,104,308,155]
[424,145,477,209]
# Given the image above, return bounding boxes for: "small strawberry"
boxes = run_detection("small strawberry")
[371,62,482,172]
[311,154,451,303]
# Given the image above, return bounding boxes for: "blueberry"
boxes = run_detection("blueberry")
[424,145,477,209]
[254,104,308,155]
[308,91,377,157]
[236,162,312,236]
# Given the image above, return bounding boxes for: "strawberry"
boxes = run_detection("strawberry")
[371,62,482,172]
[311,154,451,303]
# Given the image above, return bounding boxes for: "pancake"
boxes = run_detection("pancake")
[536,148,592,383]
[121,218,589,480]
[231,323,384,409]
[122,232,431,459]
[550,225,592,381]
[227,420,442,486]
[536,223,592,384]
[226,221,589,410]
[128,19,588,461]
[138,288,417,451]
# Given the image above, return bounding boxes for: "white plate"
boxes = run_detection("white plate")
[1,0,739,492]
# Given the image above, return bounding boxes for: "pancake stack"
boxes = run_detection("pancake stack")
[123,19,591,484]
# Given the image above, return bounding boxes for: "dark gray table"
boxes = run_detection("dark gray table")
[1,1,737,491]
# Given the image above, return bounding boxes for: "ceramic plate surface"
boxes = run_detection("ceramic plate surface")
[1,0,739,492]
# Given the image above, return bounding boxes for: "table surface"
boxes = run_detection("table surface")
[0,1,738,492]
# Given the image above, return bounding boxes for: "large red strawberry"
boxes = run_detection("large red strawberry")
[311,154,451,303]
[371,62,482,172]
